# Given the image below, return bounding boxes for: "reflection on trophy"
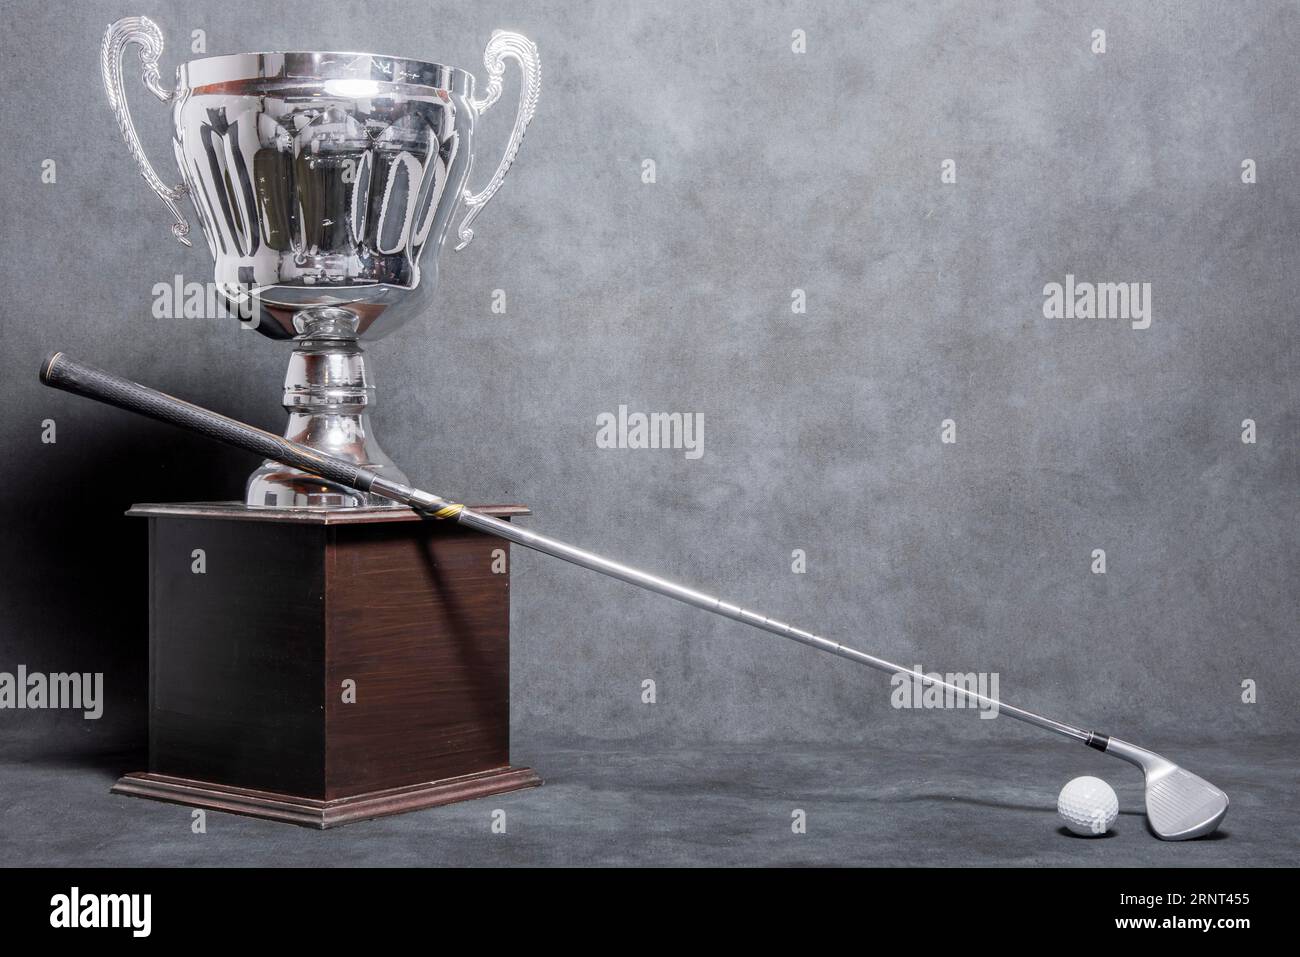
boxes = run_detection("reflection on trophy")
[103,16,540,507]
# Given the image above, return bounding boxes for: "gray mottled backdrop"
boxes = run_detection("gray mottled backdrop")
[1,0,1296,759]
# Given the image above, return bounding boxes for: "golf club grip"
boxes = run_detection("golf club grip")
[40,352,376,494]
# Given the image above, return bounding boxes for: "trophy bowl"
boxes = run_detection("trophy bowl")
[101,16,539,507]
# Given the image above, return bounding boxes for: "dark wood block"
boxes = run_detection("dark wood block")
[114,502,540,827]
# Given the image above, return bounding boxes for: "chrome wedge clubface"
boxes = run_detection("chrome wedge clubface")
[1104,738,1229,840]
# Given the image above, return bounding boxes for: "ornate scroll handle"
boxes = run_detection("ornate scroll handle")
[454,31,541,251]
[101,16,191,246]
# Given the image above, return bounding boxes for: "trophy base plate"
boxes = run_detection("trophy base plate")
[246,461,409,509]
[112,767,542,829]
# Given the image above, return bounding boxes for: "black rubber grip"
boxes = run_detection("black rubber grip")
[39,351,376,494]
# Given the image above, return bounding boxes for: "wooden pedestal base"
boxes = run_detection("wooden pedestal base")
[112,766,542,829]
[120,502,540,828]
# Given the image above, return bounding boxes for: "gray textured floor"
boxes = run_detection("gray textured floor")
[2,739,1294,867]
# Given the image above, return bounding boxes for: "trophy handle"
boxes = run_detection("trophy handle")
[454,30,541,251]
[100,16,191,246]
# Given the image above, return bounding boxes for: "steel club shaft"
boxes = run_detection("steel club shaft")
[40,351,1091,744]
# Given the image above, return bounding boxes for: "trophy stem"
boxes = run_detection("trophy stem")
[245,338,409,509]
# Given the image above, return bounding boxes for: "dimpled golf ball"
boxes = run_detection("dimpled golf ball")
[1057,776,1119,836]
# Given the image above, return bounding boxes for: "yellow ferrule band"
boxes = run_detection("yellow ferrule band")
[433,503,464,520]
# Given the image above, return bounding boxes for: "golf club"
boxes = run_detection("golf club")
[39,351,1229,840]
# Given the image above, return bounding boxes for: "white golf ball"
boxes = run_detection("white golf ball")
[1057,775,1119,836]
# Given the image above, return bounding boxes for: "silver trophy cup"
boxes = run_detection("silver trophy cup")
[101,16,539,507]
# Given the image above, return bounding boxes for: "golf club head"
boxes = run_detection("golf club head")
[1103,737,1229,840]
